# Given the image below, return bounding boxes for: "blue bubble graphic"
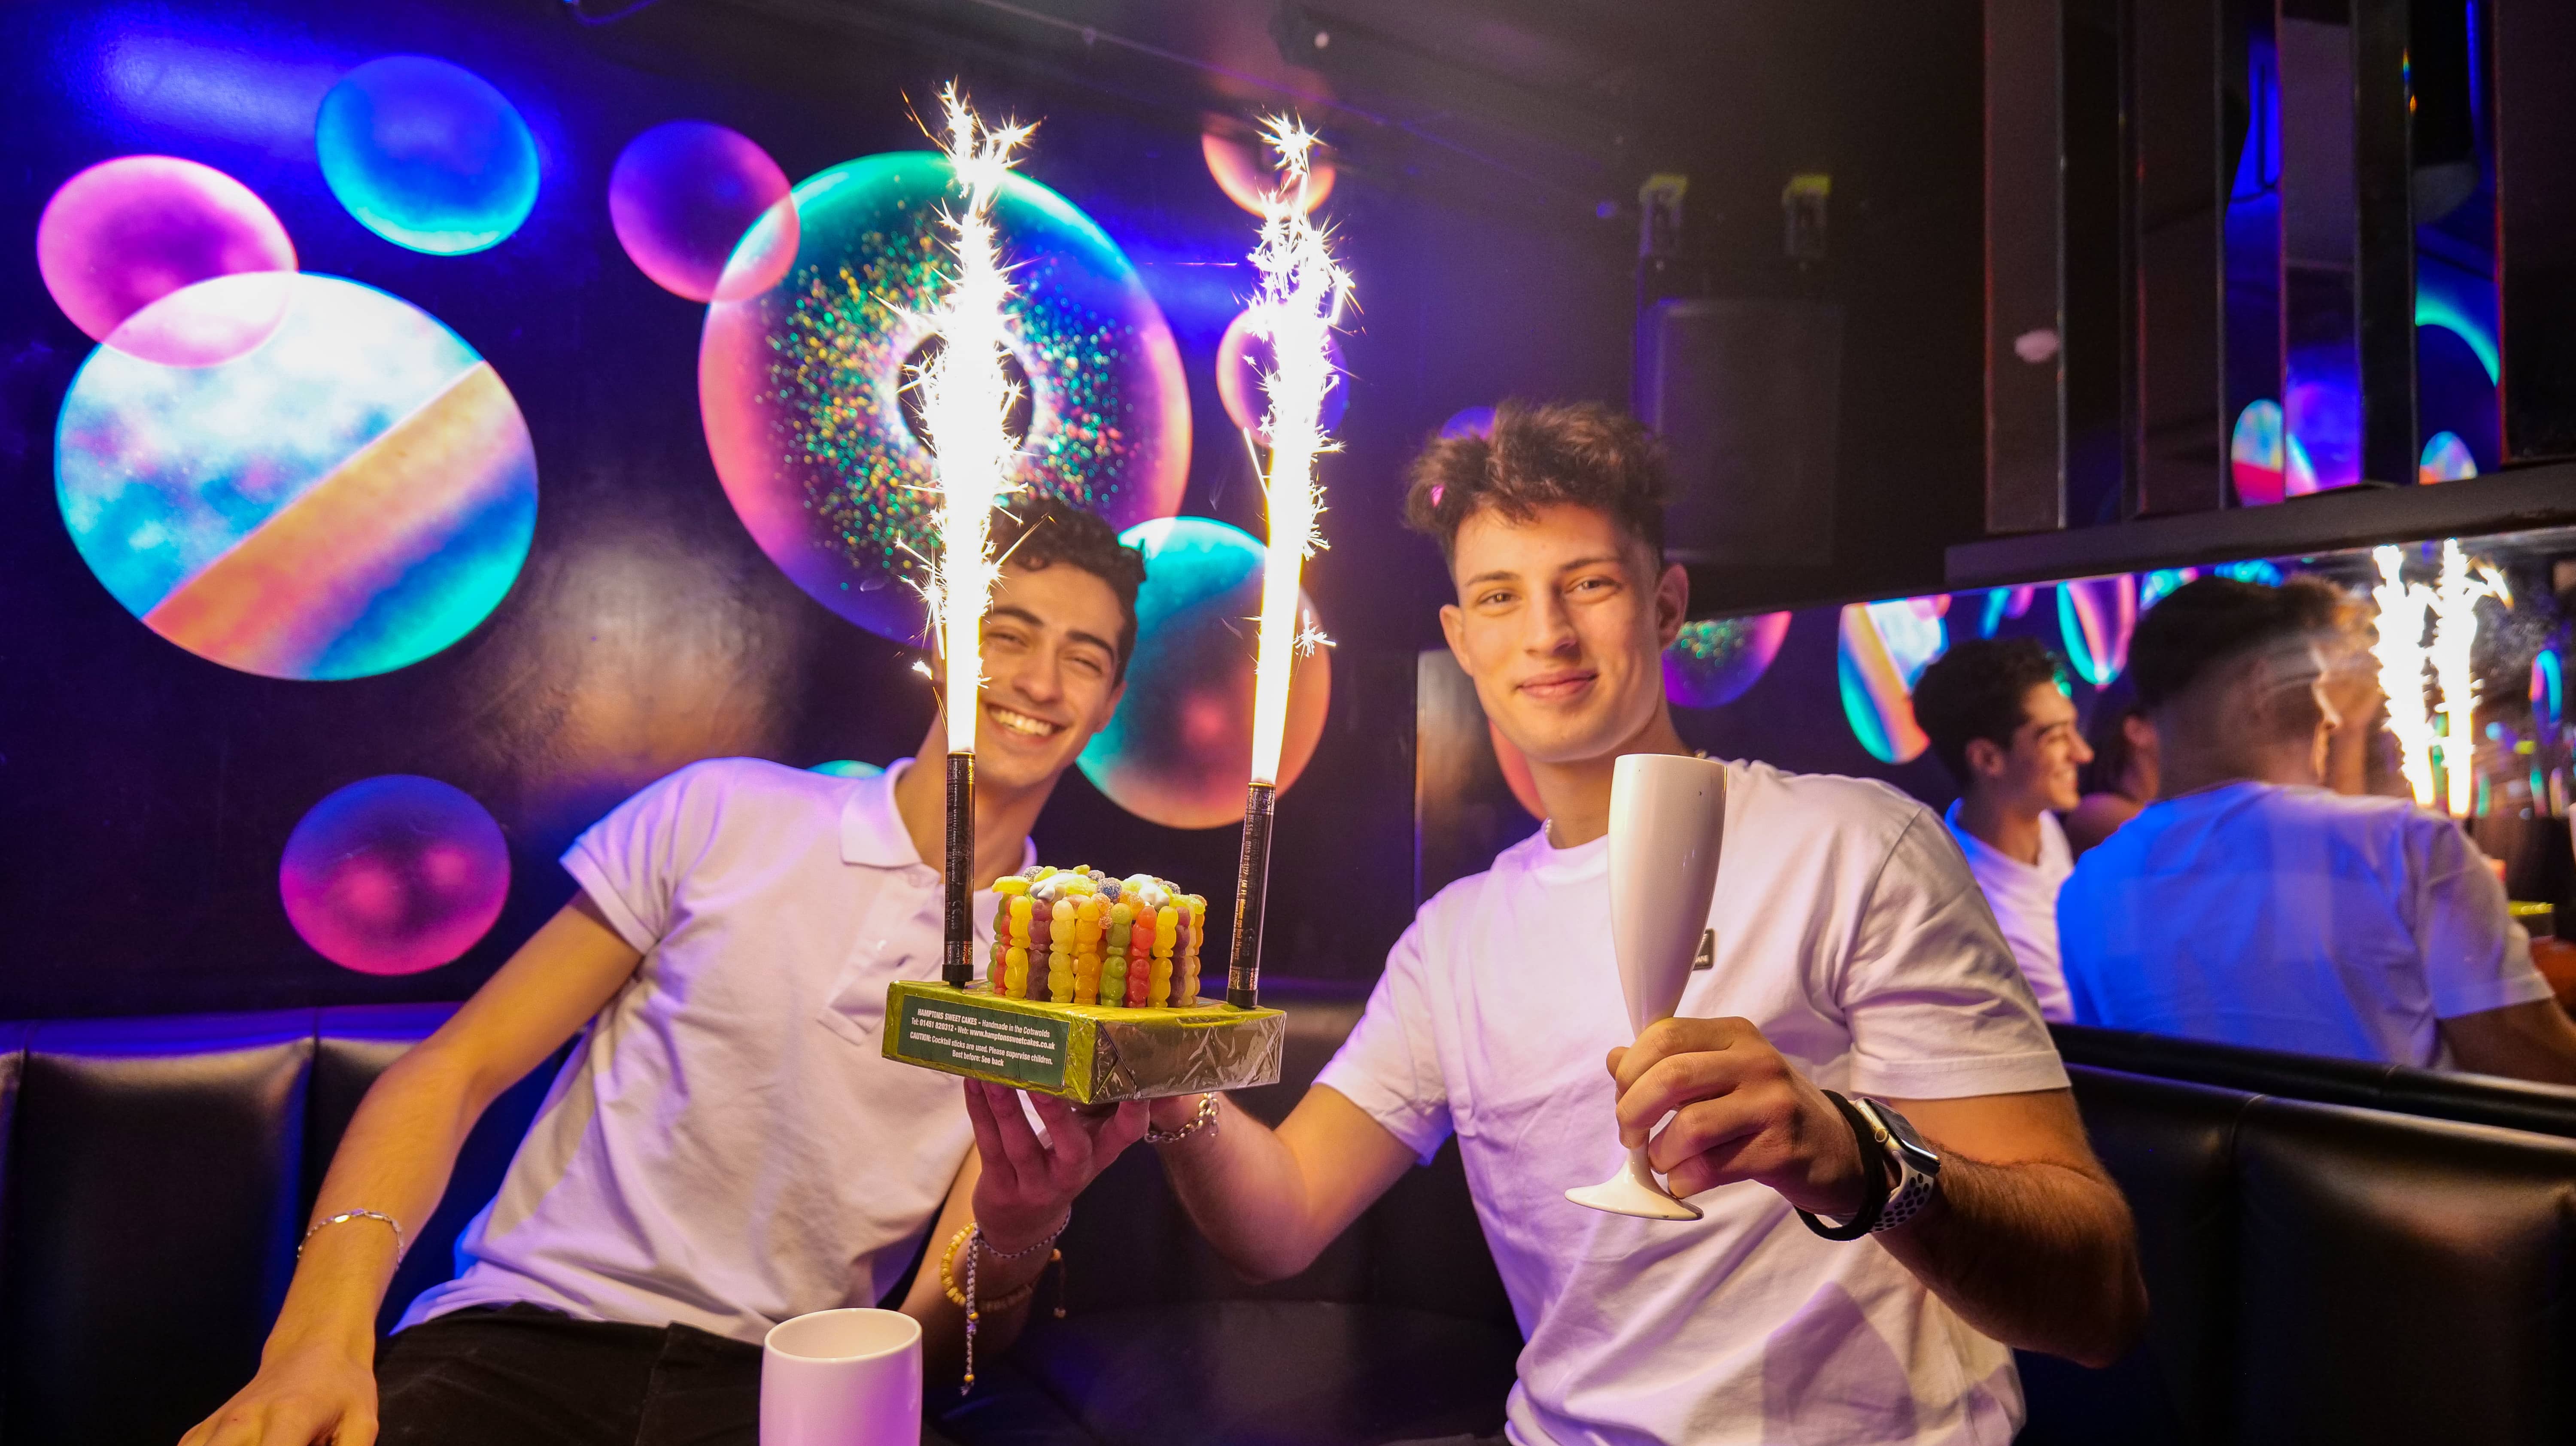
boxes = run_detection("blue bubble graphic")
[317,56,538,255]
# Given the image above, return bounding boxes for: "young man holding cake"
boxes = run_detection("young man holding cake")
[1148,402,2147,1445]
[185,503,1154,1446]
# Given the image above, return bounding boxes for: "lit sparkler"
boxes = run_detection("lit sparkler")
[1228,117,1351,1010]
[2430,539,2502,817]
[917,83,1033,987]
[2370,546,2438,808]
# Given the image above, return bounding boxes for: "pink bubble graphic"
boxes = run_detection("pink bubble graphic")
[1664,613,1791,709]
[2058,574,2138,686]
[609,120,799,303]
[279,775,510,975]
[37,155,296,365]
[1215,304,1347,445]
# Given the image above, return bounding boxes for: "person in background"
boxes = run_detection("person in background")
[2058,575,2576,1082]
[1911,639,2090,1022]
[2064,684,2157,857]
[1144,401,2143,1446]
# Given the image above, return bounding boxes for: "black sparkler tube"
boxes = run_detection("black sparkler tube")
[1227,780,1276,1009]
[944,750,975,988]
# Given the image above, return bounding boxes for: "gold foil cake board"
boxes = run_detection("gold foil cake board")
[884,980,1285,1104]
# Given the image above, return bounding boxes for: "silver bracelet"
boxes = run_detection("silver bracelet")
[1144,1092,1220,1145]
[973,1210,1070,1262]
[300,1208,407,1262]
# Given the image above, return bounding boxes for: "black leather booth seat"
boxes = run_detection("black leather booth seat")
[9,992,2576,1445]
[2052,1021,2576,1139]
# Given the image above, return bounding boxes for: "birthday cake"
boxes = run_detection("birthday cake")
[883,863,1285,1103]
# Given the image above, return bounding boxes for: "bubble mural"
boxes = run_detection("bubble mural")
[2231,399,2285,506]
[1977,585,2037,638]
[279,775,510,975]
[811,759,884,778]
[2059,574,2138,686]
[1215,304,1347,445]
[2420,431,2479,483]
[1202,125,1334,217]
[55,273,538,679]
[1663,613,1791,708]
[609,120,798,302]
[1838,598,1947,764]
[36,155,298,366]
[316,55,539,255]
[1438,405,1497,440]
[1076,517,1328,829]
[699,152,1189,642]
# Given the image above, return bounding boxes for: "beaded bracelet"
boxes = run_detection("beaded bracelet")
[939,1213,1069,1394]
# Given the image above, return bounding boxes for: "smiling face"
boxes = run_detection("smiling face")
[1971,681,2093,815]
[1438,501,1686,768]
[962,559,1129,794]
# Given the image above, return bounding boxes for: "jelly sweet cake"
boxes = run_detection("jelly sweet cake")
[883,863,1283,1103]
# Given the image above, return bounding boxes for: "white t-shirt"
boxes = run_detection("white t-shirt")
[1942,802,2075,1023]
[2057,781,2552,1069]
[1316,759,2068,1446]
[402,756,1021,1343]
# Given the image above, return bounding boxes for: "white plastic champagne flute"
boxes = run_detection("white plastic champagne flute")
[1564,752,1728,1221]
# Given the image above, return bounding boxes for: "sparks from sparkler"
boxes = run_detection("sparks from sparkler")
[1243,116,1351,786]
[2370,546,2439,808]
[915,83,1033,754]
[2430,539,2502,817]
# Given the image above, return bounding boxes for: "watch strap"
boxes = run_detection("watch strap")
[1795,1090,1891,1241]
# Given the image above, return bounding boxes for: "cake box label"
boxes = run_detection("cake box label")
[893,993,1071,1090]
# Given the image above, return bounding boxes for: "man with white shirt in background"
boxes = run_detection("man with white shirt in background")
[1144,401,2145,1446]
[2059,574,2576,1083]
[1911,639,2091,1022]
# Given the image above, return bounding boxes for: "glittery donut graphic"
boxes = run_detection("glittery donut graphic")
[698,152,1189,641]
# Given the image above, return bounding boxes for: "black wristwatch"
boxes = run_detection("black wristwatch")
[1797,1092,1943,1240]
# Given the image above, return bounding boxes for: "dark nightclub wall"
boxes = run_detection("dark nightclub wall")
[0,0,1987,1018]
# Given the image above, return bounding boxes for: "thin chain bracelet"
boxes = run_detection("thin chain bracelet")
[942,1213,1070,1394]
[299,1208,407,1263]
[1144,1092,1220,1145]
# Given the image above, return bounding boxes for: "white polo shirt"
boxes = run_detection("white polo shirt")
[2058,781,2552,1068]
[1317,758,2068,1446]
[401,756,1022,1343]
[1943,802,2076,1022]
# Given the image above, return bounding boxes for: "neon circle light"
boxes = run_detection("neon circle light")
[1838,599,1946,764]
[55,273,538,680]
[609,120,798,303]
[280,775,510,976]
[1664,614,1791,708]
[316,56,540,255]
[1076,517,1329,828]
[699,152,1189,642]
[2419,431,2478,483]
[1215,305,1347,445]
[2058,574,2138,686]
[37,155,298,366]
[2231,399,2285,507]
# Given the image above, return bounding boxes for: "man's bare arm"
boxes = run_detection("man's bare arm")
[2439,998,2576,1085]
[180,896,648,1446]
[1148,1086,1419,1283]
[1871,1091,2148,1367]
[1613,1018,2146,1368]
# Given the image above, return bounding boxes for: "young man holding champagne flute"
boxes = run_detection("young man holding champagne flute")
[1147,402,2145,1446]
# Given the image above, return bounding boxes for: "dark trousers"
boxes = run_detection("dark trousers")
[377,1304,961,1446]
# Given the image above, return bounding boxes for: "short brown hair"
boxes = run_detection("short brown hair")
[990,500,1147,683]
[2127,575,2346,711]
[1912,638,2069,784]
[1402,400,1670,564]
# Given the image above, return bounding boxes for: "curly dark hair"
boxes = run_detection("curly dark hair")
[988,500,1147,683]
[1401,399,1671,565]
[1911,638,2069,784]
